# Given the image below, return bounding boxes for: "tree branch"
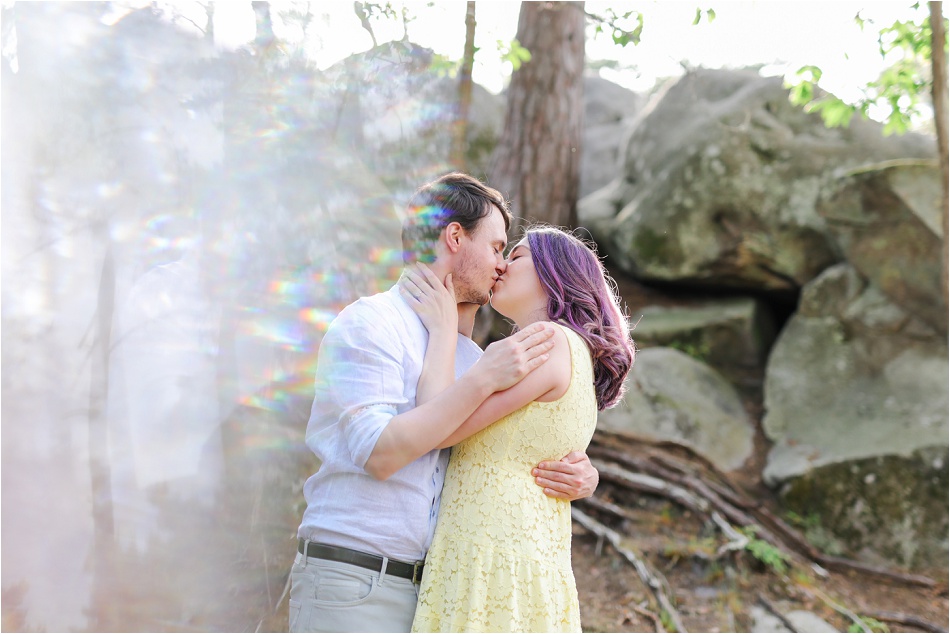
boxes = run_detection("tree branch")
[572,507,688,633]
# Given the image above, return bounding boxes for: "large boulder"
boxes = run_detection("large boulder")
[580,75,643,197]
[817,161,946,334]
[631,297,777,390]
[579,69,936,292]
[762,263,948,567]
[598,347,755,471]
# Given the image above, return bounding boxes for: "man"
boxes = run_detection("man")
[291,173,599,633]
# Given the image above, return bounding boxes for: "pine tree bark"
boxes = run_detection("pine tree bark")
[929,2,948,308]
[490,1,585,231]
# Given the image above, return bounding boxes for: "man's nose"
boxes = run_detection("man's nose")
[496,259,508,275]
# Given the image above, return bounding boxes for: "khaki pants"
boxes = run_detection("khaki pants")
[289,551,419,633]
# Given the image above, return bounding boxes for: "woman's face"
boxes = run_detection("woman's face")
[489,238,549,320]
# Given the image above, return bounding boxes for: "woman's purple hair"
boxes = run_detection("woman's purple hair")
[525,226,635,410]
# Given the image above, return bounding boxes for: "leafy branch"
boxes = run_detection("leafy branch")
[586,8,645,47]
[786,4,949,135]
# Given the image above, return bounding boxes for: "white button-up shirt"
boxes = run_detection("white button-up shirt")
[297,285,483,562]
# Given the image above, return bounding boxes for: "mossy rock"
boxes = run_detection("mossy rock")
[779,446,949,570]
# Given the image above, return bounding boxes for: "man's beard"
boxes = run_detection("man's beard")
[453,252,491,306]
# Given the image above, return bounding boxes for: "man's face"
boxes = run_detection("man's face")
[452,205,508,305]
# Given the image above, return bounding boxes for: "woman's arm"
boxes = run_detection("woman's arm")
[436,324,572,448]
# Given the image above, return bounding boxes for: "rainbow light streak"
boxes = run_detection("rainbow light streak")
[237,355,319,413]
[367,247,405,266]
[238,313,307,351]
[298,308,337,331]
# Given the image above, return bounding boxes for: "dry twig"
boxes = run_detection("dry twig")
[861,610,947,633]
[572,507,688,633]
[756,593,798,633]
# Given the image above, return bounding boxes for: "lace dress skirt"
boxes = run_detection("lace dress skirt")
[411,325,597,633]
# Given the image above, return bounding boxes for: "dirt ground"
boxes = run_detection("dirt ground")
[572,504,948,633]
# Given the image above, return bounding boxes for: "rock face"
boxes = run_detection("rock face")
[762,264,948,567]
[580,75,643,197]
[780,448,948,569]
[579,69,936,291]
[818,161,946,334]
[598,347,755,471]
[630,297,777,390]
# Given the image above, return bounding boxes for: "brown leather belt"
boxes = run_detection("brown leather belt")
[298,540,425,584]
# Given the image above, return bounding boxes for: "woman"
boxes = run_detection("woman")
[398,225,634,632]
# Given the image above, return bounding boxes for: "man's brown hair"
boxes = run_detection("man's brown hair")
[401,173,511,264]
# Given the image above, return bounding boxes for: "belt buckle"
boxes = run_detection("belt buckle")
[411,562,423,585]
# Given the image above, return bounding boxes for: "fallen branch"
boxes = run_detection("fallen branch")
[572,507,688,633]
[756,593,798,633]
[578,493,642,524]
[631,603,666,633]
[861,610,947,633]
[795,583,871,633]
[590,457,815,572]
[711,512,749,556]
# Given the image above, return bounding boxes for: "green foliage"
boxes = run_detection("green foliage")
[667,339,711,362]
[784,510,821,530]
[659,609,677,633]
[428,52,460,78]
[588,8,644,47]
[786,5,948,135]
[498,38,531,71]
[848,616,890,633]
[784,510,846,556]
[356,1,399,22]
[692,8,717,25]
[740,525,791,575]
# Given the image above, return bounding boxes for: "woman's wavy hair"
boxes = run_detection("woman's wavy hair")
[525,226,635,410]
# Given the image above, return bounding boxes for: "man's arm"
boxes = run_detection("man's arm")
[532,451,599,501]
[364,322,555,481]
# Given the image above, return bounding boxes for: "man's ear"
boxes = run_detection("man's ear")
[443,221,464,254]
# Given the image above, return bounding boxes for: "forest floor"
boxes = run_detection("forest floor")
[572,424,949,633]
[574,523,948,633]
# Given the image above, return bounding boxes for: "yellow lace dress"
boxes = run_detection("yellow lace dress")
[411,324,598,633]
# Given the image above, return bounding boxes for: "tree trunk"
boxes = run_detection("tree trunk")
[490,1,585,231]
[204,1,215,44]
[88,239,117,632]
[929,1,948,308]
[450,1,477,170]
[252,1,274,50]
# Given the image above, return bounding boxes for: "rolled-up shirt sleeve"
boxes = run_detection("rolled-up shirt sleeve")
[308,306,409,469]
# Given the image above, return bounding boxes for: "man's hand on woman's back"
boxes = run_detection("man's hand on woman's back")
[532,451,599,500]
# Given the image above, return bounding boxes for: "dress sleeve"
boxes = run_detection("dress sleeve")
[308,306,409,469]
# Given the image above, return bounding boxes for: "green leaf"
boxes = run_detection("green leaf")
[693,7,701,25]
[795,65,823,83]
[499,38,531,71]
[706,8,716,23]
